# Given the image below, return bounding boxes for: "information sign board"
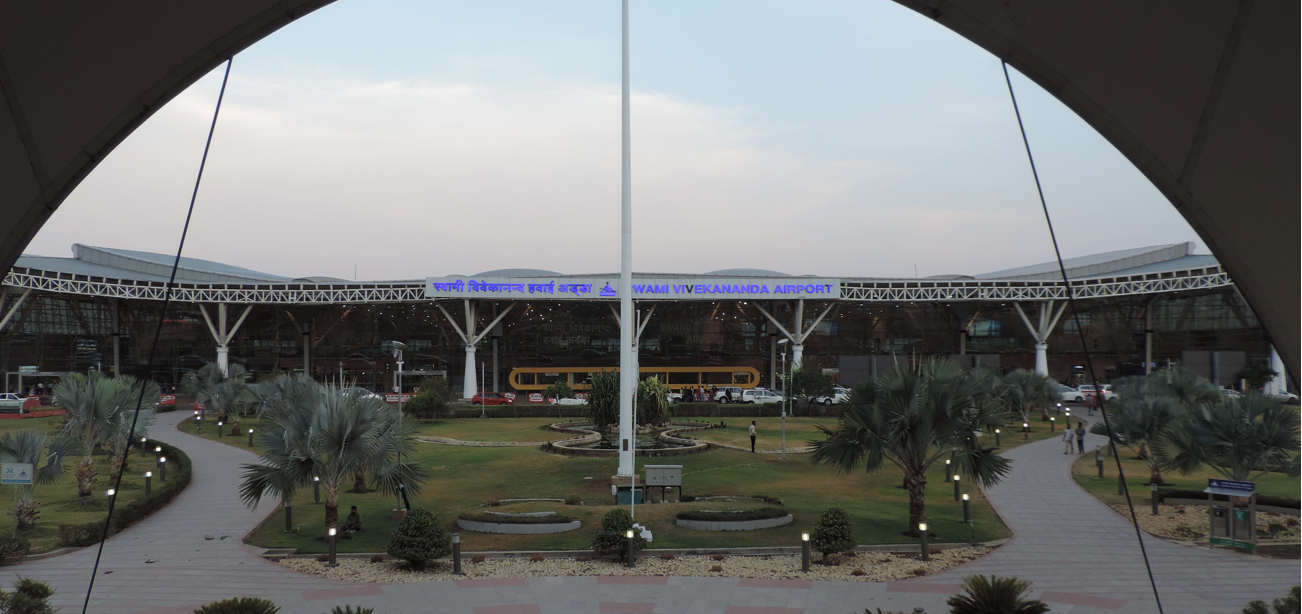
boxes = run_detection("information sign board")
[1,463,33,485]
[1205,479,1255,497]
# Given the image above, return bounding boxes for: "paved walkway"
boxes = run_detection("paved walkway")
[5,407,1297,614]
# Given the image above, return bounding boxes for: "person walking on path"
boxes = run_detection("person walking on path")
[749,421,757,453]
[1063,423,1076,454]
[1074,421,1086,454]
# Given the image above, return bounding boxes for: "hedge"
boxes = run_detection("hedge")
[457,513,575,525]
[57,440,193,547]
[676,507,788,522]
[1157,488,1300,509]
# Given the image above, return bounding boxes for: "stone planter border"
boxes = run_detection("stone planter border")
[542,421,713,457]
[457,518,582,534]
[676,514,794,532]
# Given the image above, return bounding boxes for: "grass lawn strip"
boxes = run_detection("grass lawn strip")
[281,546,992,583]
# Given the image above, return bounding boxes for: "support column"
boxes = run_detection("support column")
[753,300,835,372]
[302,322,312,379]
[436,301,515,399]
[1144,306,1154,375]
[463,344,478,399]
[1013,300,1067,377]
[769,334,777,389]
[492,337,499,393]
[199,303,254,377]
[616,0,635,479]
[1269,347,1287,394]
[112,298,121,376]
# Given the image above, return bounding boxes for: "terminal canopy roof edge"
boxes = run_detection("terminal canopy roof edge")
[0,1,1295,375]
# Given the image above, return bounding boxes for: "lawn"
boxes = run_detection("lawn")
[0,412,177,553]
[243,426,1014,554]
[417,418,576,442]
[1071,450,1301,508]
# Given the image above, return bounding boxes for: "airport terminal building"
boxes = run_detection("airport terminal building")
[0,242,1285,397]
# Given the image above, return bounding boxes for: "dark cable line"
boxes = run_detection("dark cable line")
[81,57,234,614]
[1000,60,1165,614]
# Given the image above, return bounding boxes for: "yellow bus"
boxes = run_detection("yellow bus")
[508,366,760,392]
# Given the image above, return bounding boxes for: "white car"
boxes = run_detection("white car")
[1060,384,1116,403]
[714,386,744,403]
[1270,391,1299,404]
[810,386,851,406]
[741,389,784,404]
[0,393,26,413]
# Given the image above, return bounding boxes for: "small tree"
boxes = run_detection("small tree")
[591,508,646,559]
[999,369,1061,423]
[1232,362,1279,392]
[0,431,77,530]
[946,575,1049,614]
[810,507,856,561]
[0,578,57,614]
[585,371,619,430]
[403,390,447,420]
[636,376,671,426]
[415,376,453,402]
[387,508,452,570]
[787,368,834,415]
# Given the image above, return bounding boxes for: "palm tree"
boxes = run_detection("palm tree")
[1089,390,1184,484]
[1152,366,1223,409]
[810,360,1012,536]
[0,430,79,530]
[182,363,256,432]
[636,376,671,426]
[1000,369,1062,422]
[240,381,426,529]
[947,574,1049,614]
[1156,393,1299,482]
[56,373,156,502]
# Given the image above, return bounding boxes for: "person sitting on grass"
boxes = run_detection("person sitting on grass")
[342,506,362,534]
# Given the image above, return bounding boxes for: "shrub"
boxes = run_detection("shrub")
[680,495,697,503]
[676,507,787,522]
[946,575,1049,614]
[315,554,329,563]
[369,555,384,564]
[329,608,374,614]
[457,513,574,525]
[564,495,582,506]
[193,597,280,614]
[584,372,618,430]
[471,554,485,564]
[659,553,675,560]
[811,507,856,561]
[0,577,56,614]
[0,537,30,565]
[403,390,447,420]
[58,441,193,547]
[710,554,726,561]
[415,376,453,403]
[591,508,646,558]
[530,554,545,562]
[1243,585,1300,614]
[387,508,451,570]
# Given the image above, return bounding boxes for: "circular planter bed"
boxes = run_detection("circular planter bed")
[457,512,581,535]
[675,507,793,531]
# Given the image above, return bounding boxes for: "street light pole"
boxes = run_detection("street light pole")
[778,339,788,459]
[392,341,408,511]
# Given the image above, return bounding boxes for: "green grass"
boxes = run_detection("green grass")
[245,437,1011,554]
[1071,450,1301,508]
[417,418,575,442]
[0,412,175,553]
[175,415,264,451]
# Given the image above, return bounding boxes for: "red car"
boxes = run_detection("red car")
[471,392,514,406]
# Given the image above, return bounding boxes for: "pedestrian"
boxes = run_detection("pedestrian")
[749,420,757,453]
[1074,422,1086,454]
[1063,422,1075,454]
[725,388,733,403]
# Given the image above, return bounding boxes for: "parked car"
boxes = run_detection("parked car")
[1061,384,1116,403]
[1220,388,1244,400]
[714,386,744,403]
[809,386,851,406]
[343,387,382,400]
[0,393,25,413]
[471,392,514,406]
[1270,391,1299,404]
[741,389,784,404]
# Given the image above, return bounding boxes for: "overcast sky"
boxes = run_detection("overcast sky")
[28,0,1201,281]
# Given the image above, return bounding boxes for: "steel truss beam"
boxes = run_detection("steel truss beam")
[4,265,1231,305]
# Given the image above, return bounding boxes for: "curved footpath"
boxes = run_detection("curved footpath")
[7,409,1296,614]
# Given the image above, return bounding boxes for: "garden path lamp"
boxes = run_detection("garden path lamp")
[158,457,166,482]
[140,437,147,457]
[1023,422,1029,440]
[194,414,201,434]
[994,429,1000,447]
[1151,483,1159,515]
[1050,416,1056,432]
[962,494,971,524]
[217,421,223,437]
[800,532,810,572]
[918,522,929,562]
[105,488,115,506]
[1095,448,1105,478]
[944,459,951,480]
[625,530,635,568]
[154,445,162,462]
[248,428,254,447]
[314,476,320,504]
[452,533,462,574]
[327,528,337,567]
[953,474,961,502]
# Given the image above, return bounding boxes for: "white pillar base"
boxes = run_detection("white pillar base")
[792,343,804,369]
[462,345,478,399]
[216,346,230,377]
[1034,343,1048,376]
[1269,347,1287,394]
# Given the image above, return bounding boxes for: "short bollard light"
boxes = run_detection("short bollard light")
[953,474,961,502]
[248,428,254,447]
[994,429,1001,447]
[140,437,148,457]
[327,528,338,567]
[284,500,293,532]
[217,421,223,438]
[918,522,930,562]
[1022,422,1029,440]
[1151,482,1159,515]
[159,456,167,482]
[944,459,951,480]
[105,488,116,506]
[1057,402,1063,414]
[1096,449,1105,478]
[625,529,635,568]
[314,476,321,504]
[194,415,201,433]
[1065,408,1071,420]
[962,494,971,523]
[800,532,811,572]
[154,445,163,463]
[1050,417,1056,432]
[144,471,152,496]
[453,533,462,574]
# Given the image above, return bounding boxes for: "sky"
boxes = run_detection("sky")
[28,0,1202,281]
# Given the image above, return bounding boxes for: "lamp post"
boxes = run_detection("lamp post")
[994,428,1000,447]
[327,528,338,567]
[154,445,162,462]
[106,489,116,507]
[800,532,810,572]
[918,522,929,561]
[1023,421,1029,440]
[962,494,971,523]
[140,437,147,457]
[953,474,961,502]
[778,339,788,458]
[1151,483,1159,515]
[248,428,254,447]
[1050,416,1055,432]
[452,533,462,574]
[217,421,223,437]
[314,476,321,504]
[944,458,951,481]
[194,414,201,434]
[159,457,167,482]
[1096,448,1105,478]
[625,529,635,567]
[392,341,408,511]
[144,471,152,496]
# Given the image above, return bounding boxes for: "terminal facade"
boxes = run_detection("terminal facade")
[0,243,1286,396]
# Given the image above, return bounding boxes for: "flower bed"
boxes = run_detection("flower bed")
[675,507,788,522]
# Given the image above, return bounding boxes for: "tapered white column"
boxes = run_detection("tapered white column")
[463,344,478,400]
[617,0,635,478]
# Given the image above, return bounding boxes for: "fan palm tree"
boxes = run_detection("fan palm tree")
[240,373,319,530]
[999,369,1063,422]
[946,574,1049,614]
[810,360,1012,536]
[239,381,426,529]
[0,430,79,530]
[1152,366,1223,409]
[1089,389,1185,484]
[182,363,257,431]
[56,373,156,502]
[1155,393,1299,482]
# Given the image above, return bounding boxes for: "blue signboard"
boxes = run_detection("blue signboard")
[1205,479,1255,497]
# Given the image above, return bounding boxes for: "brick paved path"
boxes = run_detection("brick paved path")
[5,407,1296,614]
